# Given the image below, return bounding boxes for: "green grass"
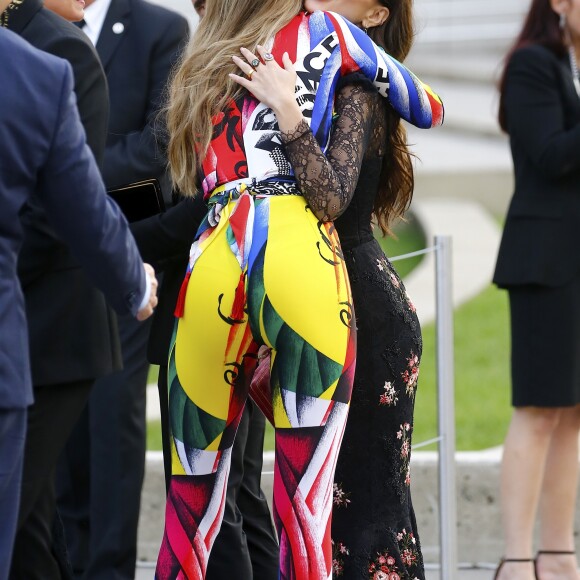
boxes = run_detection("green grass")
[147,420,164,452]
[413,284,512,451]
[148,364,159,385]
[146,216,513,452]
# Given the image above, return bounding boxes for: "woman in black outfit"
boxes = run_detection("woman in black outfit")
[493,1,580,579]
[243,0,431,576]
[315,2,426,579]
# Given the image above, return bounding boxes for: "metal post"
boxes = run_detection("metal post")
[434,235,458,579]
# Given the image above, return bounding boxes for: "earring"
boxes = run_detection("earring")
[363,26,368,35]
[560,12,566,30]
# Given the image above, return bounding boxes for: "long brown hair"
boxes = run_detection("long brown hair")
[367,0,416,235]
[498,0,565,132]
[166,0,302,197]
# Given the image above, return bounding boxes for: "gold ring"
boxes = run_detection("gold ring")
[247,69,254,79]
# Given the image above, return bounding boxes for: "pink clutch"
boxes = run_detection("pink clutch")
[249,346,274,426]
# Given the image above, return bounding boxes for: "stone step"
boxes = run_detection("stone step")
[407,50,505,85]
[409,124,513,217]
[153,0,528,53]
[136,450,580,566]
[413,0,527,49]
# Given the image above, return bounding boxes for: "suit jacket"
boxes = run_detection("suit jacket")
[493,44,580,288]
[0,28,145,408]
[131,196,207,364]
[6,0,124,386]
[94,0,189,203]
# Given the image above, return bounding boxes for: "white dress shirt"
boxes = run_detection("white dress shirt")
[82,0,113,46]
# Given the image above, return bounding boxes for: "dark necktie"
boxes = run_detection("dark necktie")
[73,19,86,29]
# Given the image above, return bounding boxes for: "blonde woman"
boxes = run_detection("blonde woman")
[157,0,442,577]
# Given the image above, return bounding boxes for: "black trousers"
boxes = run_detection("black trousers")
[0,408,27,580]
[56,315,151,580]
[10,380,93,580]
[158,369,279,579]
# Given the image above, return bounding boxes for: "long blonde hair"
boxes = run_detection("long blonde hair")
[166,0,301,197]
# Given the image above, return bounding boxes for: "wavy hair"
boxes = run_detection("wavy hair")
[166,0,302,197]
[368,0,416,236]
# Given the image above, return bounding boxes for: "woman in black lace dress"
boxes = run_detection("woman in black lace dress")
[233,0,436,577]
[307,1,426,578]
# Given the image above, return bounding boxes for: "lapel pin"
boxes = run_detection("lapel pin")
[112,22,124,34]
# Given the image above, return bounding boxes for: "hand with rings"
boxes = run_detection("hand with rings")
[229,45,297,115]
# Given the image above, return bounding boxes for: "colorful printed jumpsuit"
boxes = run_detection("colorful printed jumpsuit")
[156,11,443,580]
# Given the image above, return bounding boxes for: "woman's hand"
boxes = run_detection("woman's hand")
[230,46,299,117]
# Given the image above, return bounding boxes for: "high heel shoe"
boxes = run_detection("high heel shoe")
[534,550,576,580]
[494,558,534,580]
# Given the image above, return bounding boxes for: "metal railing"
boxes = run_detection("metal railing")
[393,235,458,579]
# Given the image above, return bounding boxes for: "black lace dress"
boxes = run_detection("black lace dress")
[281,78,425,580]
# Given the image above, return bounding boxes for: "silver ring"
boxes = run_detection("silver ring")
[263,53,274,62]
[250,58,260,68]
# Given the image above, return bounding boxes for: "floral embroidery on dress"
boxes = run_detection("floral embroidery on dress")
[333,241,425,577]
[333,482,352,508]
[379,381,398,406]
[361,258,421,347]
[368,550,401,579]
[401,353,420,400]
[376,257,402,291]
[332,540,350,576]
[396,529,420,569]
[397,423,412,486]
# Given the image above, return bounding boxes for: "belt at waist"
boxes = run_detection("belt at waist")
[207,178,300,205]
[206,179,301,228]
[176,179,301,319]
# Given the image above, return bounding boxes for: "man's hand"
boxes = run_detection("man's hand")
[136,263,158,321]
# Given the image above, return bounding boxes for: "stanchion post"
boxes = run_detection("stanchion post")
[434,235,458,579]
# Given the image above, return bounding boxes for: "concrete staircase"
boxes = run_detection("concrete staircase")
[413,0,528,49]
[407,0,529,217]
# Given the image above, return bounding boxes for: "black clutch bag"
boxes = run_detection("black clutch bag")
[107,178,165,222]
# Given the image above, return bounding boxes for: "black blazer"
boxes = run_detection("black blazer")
[493,44,580,288]
[7,0,122,386]
[131,196,208,364]
[0,29,145,407]
[94,0,189,203]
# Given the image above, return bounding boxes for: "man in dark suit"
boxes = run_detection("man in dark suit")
[0,22,156,579]
[54,2,190,578]
[1,0,136,577]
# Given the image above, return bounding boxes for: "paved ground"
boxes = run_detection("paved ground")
[135,562,497,579]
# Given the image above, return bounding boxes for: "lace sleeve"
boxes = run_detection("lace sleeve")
[281,83,379,222]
